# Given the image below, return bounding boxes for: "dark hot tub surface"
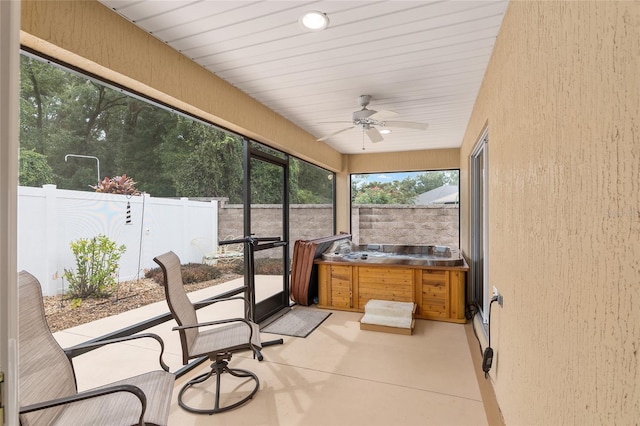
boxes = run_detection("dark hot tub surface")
[321,240,464,267]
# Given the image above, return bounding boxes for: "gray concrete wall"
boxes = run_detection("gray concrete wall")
[219,203,459,250]
[353,204,459,248]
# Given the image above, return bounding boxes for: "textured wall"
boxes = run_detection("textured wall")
[353,205,459,248]
[459,1,639,424]
[218,204,458,249]
[347,148,460,173]
[217,204,335,260]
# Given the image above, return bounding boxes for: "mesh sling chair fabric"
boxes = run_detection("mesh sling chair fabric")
[153,251,263,414]
[18,271,175,426]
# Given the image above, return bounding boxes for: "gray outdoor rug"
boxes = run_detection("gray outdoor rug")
[262,308,331,338]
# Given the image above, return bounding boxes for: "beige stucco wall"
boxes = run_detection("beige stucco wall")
[347,148,460,173]
[459,1,639,424]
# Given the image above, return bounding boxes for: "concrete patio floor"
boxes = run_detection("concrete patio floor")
[52,276,494,425]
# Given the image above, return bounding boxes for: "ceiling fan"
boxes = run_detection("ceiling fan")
[317,95,428,144]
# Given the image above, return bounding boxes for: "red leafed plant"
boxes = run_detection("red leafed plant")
[92,174,141,195]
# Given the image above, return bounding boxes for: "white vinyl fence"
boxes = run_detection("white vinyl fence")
[18,185,218,296]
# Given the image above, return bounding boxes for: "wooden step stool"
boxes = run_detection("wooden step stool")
[359,299,416,335]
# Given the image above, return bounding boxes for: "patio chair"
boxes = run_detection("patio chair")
[18,270,175,426]
[153,251,262,415]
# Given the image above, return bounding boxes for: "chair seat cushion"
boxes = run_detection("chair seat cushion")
[52,370,174,426]
[190,322,261,358]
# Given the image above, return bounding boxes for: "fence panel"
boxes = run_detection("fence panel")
[17,185,217,295]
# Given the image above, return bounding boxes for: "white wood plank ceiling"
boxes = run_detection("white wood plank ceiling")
[98,0,508,154]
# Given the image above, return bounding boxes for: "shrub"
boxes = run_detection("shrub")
[254,258,284,275]
[181,263,222,283]
[216,258,282,275]
[145,263,222,285]
[92,174,140,195]
[226,260,245,275]
[63,235,126,298]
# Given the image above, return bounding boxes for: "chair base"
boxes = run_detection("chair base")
[178,360,259,415]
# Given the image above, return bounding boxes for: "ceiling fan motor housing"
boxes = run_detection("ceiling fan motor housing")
[352,108,377,121]
[316,94,427,143]
[358,95,372,107]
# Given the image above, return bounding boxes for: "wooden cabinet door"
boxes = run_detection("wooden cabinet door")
[449,270,465,321]
[420,269,450,319]
[330,265,353,309]
[357,266,413,309]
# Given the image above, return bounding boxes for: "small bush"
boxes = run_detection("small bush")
[181,263,222,283]
[255,258,284,275]
[145,263,222,285]
[63,235,126,298]
[92,174,140,195]
[218,258,283,275]
[226,260,245,275]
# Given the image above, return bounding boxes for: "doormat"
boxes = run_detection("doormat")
[262,308,331,338]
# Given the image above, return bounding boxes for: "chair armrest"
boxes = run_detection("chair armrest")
[64,333,170,372]
[172,317,253,332]
[20,384,147,425]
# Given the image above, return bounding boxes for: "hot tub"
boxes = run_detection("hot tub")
[315,240,468,323]
[320,240,464,267]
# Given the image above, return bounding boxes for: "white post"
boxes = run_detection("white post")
[181,197,189,259]
[43,184,60,295]
[140,193,152,278]
[211,199,219,256]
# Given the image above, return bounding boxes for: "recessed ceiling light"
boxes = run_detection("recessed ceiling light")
[380,129,392,134]
[299,11,329,31]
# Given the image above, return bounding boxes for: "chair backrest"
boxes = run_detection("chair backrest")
[153,251,198,365]
[18,271,78,426]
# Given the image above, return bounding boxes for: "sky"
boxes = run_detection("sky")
[352,171,423,185]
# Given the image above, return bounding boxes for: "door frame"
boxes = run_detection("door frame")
[470,128,490,324]
[244,141,290,323]
[1,1,20,423]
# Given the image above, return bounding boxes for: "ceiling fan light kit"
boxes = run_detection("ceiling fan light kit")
[317,95,428,145]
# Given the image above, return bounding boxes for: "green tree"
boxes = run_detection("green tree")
[352,171,458,205]
[106,99,177,196]
[20,55,72,155]
[414,171,458,194]
[18,53,333,204]
[250,157,284,204]
[290,157,333,204]
[19,148,54,187]
[169,120,244,201]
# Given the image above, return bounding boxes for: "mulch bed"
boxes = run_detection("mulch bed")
[43,273,241,333]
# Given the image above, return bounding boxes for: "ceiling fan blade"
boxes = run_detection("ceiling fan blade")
[369,109,399,120]
[317,126,354,141]
[382,120,428,131]
[365,126,384,143]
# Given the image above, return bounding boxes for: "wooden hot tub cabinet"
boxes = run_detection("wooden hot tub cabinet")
[315,259,468,324]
